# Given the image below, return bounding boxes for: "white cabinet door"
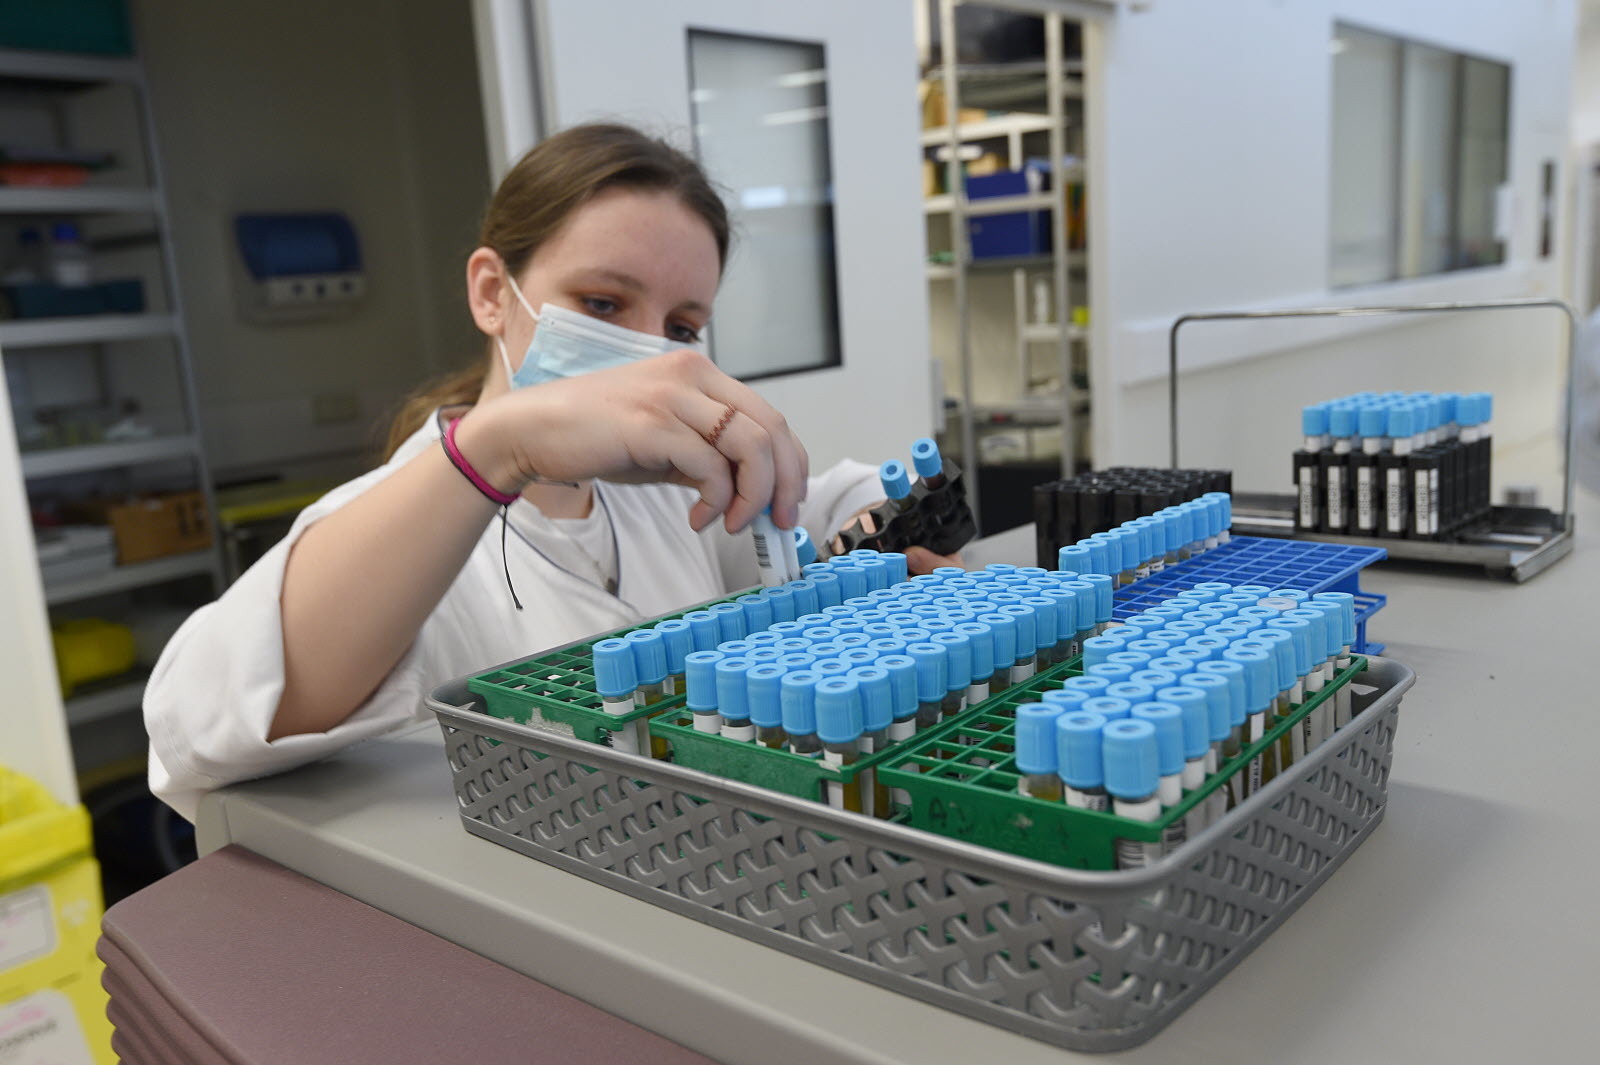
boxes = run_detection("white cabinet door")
[483,0,932,472]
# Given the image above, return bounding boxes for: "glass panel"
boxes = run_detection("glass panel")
[1330,26,1400,287]
[1398,42,1457,278]
[687,30,841,380]
[1454,55,1510,269]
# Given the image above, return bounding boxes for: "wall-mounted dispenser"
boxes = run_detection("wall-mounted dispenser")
[231,212,365,323]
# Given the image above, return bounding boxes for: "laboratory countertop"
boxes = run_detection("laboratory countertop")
[197,489,1599,1065]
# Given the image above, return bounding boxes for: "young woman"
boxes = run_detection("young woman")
[146,124,955,819]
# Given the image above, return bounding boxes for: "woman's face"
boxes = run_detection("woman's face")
[495,186,721,363]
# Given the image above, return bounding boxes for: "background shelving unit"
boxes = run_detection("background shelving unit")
[919,0,1091,537]
[0,38,223,772]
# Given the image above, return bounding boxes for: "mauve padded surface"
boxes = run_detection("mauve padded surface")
[97,845,721,1065]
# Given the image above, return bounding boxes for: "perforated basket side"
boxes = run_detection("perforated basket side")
[432,657,1411,1053]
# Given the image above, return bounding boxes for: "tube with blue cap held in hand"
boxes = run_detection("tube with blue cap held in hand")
[815,676,865,812]
[1104,718,1165,869]
[1015,702,1066,801]
[750,504,801,586]
[592,637,646,755]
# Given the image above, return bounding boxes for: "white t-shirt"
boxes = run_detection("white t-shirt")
[145,414,882,820]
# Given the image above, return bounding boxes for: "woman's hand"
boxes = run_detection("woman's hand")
[455,350,809,532]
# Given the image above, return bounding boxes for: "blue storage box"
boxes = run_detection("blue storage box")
[966,162,1052,259]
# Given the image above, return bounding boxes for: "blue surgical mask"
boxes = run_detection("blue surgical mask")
[496,281,697,389]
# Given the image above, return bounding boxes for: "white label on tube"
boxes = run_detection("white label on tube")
[1385,468,1403,533]
[1298,467,1315,526]
[1356,465,1375,530]
[1327,465,1344,528]
[1413,468,1430,536]
[1430,468,1441,534]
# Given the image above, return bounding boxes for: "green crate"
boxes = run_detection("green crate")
[878,656,1370,870]
[465,597,737,745]
[648,655,1086,805]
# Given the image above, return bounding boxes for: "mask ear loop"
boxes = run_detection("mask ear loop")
[496,274,543,388]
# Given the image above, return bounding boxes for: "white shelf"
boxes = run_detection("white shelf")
[21,435,199,479]
[925,192,1054,216]
[920,113,1055,146]
[1022,322,1088,343]
[0,186,159,214]
[0,47,142,85]
[45,550,217,606]
[64,673,149,727]
[0,313,178,349]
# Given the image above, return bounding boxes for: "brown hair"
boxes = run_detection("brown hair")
[383,123,730,457]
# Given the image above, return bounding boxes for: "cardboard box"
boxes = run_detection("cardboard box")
[107,492,211,564]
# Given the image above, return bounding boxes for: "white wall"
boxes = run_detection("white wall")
[1090,0,1577,499]
[134,0,489,479]
[0,376,76,805]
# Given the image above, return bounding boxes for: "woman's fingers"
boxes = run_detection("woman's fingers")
[689,359,808,528]
[674,392,776,533]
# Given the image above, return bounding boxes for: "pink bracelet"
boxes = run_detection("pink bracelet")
[442,417,520,506]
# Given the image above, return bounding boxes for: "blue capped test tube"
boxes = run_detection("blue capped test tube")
[911,437,946,490]
[780,670,823,758]
[907,641,948,732]
[1015,702,1066,800]
[624,629,669,707]
[715,657,756,742]
[1131,700,1188,851]
[1222,645,1275,795]
[878,654,919,746]
[1056,710,1110,810]
[1104,719,1164,869]
[684,650,724,734]
[654,619,693,696]
[747,663,788,751]
[816,677,865,812]
[850,664,895,818]
[592,638,645,755]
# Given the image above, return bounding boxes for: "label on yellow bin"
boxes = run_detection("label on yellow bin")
[0,989,97,1065]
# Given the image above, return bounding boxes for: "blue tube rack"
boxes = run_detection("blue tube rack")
[1112,535,1388,653]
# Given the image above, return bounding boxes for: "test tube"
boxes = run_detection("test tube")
[907,641,948,732]
[655,619,692,696]
[1244,628,1297,719]
[878,551,910,586]
[931,631,972,722]
[793,525,817,568]
[1312,591,1358,728]
[1205,492,1233,544]
[810,571,843,609]
[833,564,869,601]
[1104,719,1165,870]
[1085,662,1136,686]
[879,654,919,744]
[1130,668,1180,693]
[911,437,946,490]
[1015,703,1066,801]
[1059,579,1100,644]
[765,585,797,625]
[879,460,915,515]
[1186,671,1237,818]
[683,650,724,734]
[953,620,994,704]
[1159,684,1211,836]
[850,665,894,817]
[737,592,774,635]
[625,629,669,707]
[710,601,747,644]
[592,638,644,755]
[1283,608,1334,748]
[747,663,789,750]
[999,603,1038,683]
[978,612,1017,694]
[816,677,865,812]
[1131,701,1188,852]
[749,508,789,587]
[1266,616,1315,761]
[1057,544,1093,576]
[714,657,756,742]
[1105,680,1156,707]
[1079,573,1114,634]
[684,609,721,653]
[788,578,820,617]
[1056,710,1110,810]
[1223,645,1276,793]
[1022,595,1059,667]
[1082,694,1132,723]
[1062,675,1113,699]
[780,670,823,758]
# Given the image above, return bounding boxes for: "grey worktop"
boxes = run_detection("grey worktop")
[198,489,1600,1064]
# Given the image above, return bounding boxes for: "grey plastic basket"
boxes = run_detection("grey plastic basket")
[427,656,1413,1053]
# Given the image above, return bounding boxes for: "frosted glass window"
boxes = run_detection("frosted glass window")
[688,30,841,380]
[1330,24,1509,287]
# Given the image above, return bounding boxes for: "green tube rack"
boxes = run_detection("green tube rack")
[877,656,1370,870]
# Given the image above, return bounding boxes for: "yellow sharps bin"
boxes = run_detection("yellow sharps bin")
[0,768,113,1064]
